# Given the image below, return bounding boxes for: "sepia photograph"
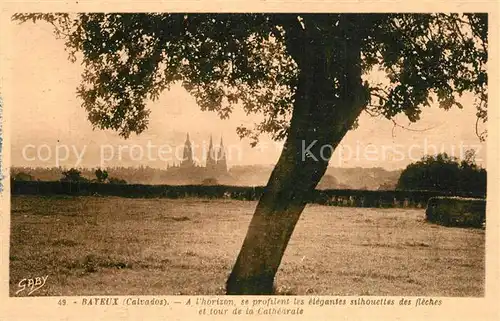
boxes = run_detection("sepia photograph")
[2,10,493,307]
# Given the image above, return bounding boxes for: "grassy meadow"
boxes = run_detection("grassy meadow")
[9,195,485,296]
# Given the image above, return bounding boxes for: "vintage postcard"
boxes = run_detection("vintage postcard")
[0,1,499,320]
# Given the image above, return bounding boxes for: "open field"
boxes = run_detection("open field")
[10,196,484,296]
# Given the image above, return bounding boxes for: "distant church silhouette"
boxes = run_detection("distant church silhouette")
[166,133,228,184]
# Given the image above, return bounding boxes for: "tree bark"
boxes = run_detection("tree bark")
[226,16,369,294]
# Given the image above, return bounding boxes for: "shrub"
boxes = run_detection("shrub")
[425,197,486,228]
[109,177,127,184]
[12,171,35,181]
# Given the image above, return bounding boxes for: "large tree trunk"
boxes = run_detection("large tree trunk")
[226,16,368,294]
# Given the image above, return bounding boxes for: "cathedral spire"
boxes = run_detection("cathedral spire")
[217,135,227,173]
[218,136,224,159]
[181,132,194,168]
[206,134,217,170]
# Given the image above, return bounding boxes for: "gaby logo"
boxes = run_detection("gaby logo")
[16,275,48,295]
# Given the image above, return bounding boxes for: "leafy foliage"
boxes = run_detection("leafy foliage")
[396,151,486,195]
[61,168,87,182]
[12,13,488,143]
[95,168,109,183]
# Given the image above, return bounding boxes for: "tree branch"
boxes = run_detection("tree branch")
[391,119,438,138]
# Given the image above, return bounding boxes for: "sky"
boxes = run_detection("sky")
[8,20,487,171]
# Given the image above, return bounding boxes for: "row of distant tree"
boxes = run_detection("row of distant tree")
[11,166,163,184]
[11,151,487,195]
[10,165,395,189]
[61,168,128,184]
[12,168,127,185]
